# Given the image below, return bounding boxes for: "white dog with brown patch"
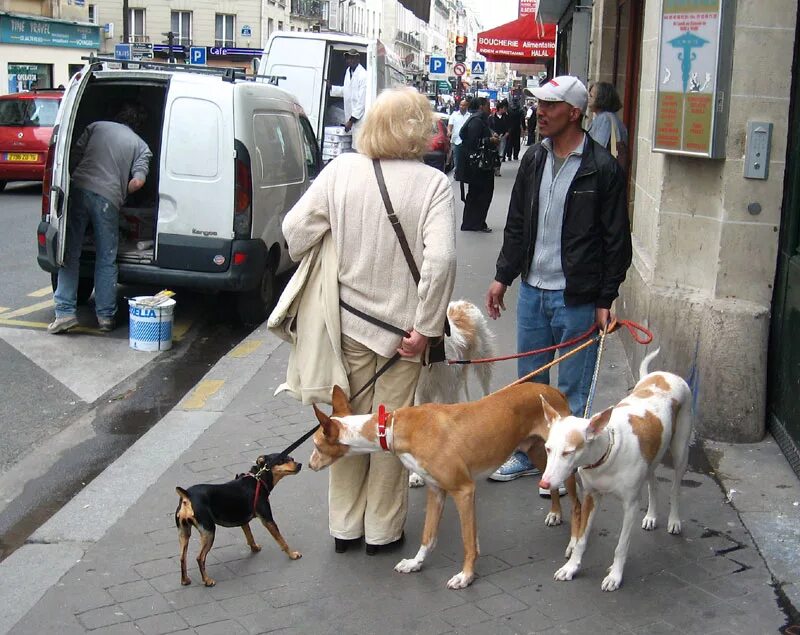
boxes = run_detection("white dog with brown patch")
[538,348,693,591]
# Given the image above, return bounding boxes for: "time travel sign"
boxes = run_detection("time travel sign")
[0,13,100,49]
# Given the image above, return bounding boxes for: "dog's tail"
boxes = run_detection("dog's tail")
[175,487,195,527]
[638,348,661,380]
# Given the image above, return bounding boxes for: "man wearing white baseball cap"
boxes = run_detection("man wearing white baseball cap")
[485,75,632,484]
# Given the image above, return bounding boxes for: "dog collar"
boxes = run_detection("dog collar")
[377,404,392,452]
[584,428,615,470]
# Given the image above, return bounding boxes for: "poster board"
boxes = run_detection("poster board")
[653,0,735,158]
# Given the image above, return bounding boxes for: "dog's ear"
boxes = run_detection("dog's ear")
[540,395,561,428]
[331,385,352,417]
[587,407,613,437]
[313,403,339,441]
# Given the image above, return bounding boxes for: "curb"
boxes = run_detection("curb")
[0,323,284,635]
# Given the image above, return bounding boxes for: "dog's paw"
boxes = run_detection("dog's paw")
[446,571,475,589]
[641,515,657,531]
[564,538,576,559]
[250,544,262,553]
[554,563,579,581]
[181,577,191,586]
[408,473,425,488]
[601,571,622,591]
[667,518,682,535]
[544,511,562,526]
[288,550,302,560]
[395,558,422,574]
[203,578,216,587]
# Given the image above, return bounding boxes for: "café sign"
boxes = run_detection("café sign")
[653,0,734,158]
[0,13,100,49]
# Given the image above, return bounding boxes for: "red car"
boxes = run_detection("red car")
[423,113,453,173]
[0,89,63,192]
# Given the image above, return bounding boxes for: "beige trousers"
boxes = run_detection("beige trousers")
[328,335,421,545]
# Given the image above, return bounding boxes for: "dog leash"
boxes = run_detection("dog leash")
[583,320,611,418]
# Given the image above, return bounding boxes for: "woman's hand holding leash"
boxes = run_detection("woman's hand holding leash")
[398,330,428,358]
[486,281,507,320]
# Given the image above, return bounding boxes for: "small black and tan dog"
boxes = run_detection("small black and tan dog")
[175,453,302,587]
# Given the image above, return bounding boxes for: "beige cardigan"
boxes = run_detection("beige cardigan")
[282,153,457,359]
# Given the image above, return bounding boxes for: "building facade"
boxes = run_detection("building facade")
[539,0,800,473]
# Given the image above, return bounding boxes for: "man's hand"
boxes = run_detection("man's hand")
[397,330,428,358]
[486,281,507,320]
[344,119,354,132]
[595,307,612,330]
[127,178,144,194]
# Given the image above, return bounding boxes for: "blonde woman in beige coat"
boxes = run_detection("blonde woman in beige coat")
[282,87,457,555]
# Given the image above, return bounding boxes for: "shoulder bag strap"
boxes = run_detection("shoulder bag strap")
[609,116,619,159]
[372,159,420,285]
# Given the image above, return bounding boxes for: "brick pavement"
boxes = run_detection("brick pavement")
[7,337,791,634]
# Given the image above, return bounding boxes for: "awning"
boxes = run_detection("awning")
[398,0,430,23]
[476,14,556,63]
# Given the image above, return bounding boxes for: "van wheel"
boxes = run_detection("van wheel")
[236,266,276,325]
[50,272,94,305]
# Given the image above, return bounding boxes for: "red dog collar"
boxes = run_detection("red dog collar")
[377,404,390,451]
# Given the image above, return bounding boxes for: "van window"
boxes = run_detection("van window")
[166,98,220,178]
[299,116,319,179]
[253,112,304,187]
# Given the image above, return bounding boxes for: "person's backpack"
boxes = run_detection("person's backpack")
[608,116,629,172]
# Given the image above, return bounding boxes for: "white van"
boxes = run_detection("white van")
[257,32,406,145]
[36,58,321,323]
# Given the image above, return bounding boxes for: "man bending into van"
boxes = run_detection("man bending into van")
[330,49,366,148]
[48,104,152,334]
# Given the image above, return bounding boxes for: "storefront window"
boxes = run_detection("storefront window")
[7,63,53,93]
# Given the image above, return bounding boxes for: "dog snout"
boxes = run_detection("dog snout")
[295,463,302,473]
[539,478,551,490]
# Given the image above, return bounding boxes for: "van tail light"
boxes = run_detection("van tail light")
[233,140,252,240]
[41,127,58,219]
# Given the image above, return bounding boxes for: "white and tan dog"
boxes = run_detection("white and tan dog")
[410,300,496,488]
[538,348,693,591]
[308,383,579,589]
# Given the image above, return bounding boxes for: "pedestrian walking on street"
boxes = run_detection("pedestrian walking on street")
[48,104,152,335]
[587,81,629,171]
[505,97,526,160]
[489,100,509,175]
[281,87,457,555]
[448,98,470,179]
[526,99,538,145]
[485,75,631,483]
[457,97,499,232]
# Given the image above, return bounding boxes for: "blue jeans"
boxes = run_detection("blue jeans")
[54,187,119,319]
[517,283,598,416]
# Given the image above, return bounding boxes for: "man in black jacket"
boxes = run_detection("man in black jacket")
[485,76,632,483]
[457,97,497,233]
[505,97,526,160]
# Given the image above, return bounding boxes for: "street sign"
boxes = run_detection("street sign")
[131,42,154,60]
[114,43,132,61]
[471,61,485,76]
[453,62,466,77]
[428,55,447,78]
[189,46,206,65]
[241,24,252,37]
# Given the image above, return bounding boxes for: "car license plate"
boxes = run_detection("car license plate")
[5,152,39,162]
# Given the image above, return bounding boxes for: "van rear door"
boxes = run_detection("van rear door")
[50,66,93,265]
[156,74,235,256]
[262,36,327,136]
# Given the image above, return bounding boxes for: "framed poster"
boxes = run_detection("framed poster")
[653,0,735,158]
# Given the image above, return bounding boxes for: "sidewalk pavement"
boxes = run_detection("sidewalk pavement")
[1,319,797,635]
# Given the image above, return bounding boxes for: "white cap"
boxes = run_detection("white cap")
[528,76,589,113]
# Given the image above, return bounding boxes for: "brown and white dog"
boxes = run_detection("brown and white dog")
[410,299,496,488]
[308,383,580,589]
[538,348,693,591]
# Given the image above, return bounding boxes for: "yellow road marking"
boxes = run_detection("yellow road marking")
[182,380,225,410]
[0,307,9,314]
[229,339,263,358]
[27,286,53,298]
[0,318,49,328]
[172,318,192,342]
[0,300,54,320]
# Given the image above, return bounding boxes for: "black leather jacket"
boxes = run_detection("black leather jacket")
[495,136,632,309]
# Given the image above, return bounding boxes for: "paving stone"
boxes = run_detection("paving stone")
[108,579,157,603]
[119,594,174,620]
[178,600,230,627]
[76,605,131,630]
[554,613,636,634]
[219,592,269,616]
[631,621,682,635]
[439,603,492,627]
[195,620,249,635]
[92,623,150,635]
[475,592,529,617]
[164,584,217,611]
[135,557,180,580]
[501,605,556,633]
[134,611,190,635]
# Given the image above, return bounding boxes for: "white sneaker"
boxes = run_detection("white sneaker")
[539,486,568,498]
[489,451,541,482]
[47,315,78,334]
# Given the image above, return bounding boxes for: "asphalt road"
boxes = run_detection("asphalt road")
[0,182,254,560]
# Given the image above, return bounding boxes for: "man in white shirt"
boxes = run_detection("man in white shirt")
[447,98,470,178]
[330,49,367,148]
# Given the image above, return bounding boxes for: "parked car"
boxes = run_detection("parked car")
[36,59,320,324]
[423,113,453,173]
[0,88,63,191]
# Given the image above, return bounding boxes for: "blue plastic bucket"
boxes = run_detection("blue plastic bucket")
[128,296,176,351]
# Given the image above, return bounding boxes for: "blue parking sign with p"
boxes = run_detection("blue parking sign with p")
[429,56,446,75]
[190,46,206,65]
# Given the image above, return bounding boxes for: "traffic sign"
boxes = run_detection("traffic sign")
[131,42,154,60]
[189,46,207,65]
[114,43,132,61]
[429,56,447,77]
[471,61,485,76]
[453,62,466,77]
